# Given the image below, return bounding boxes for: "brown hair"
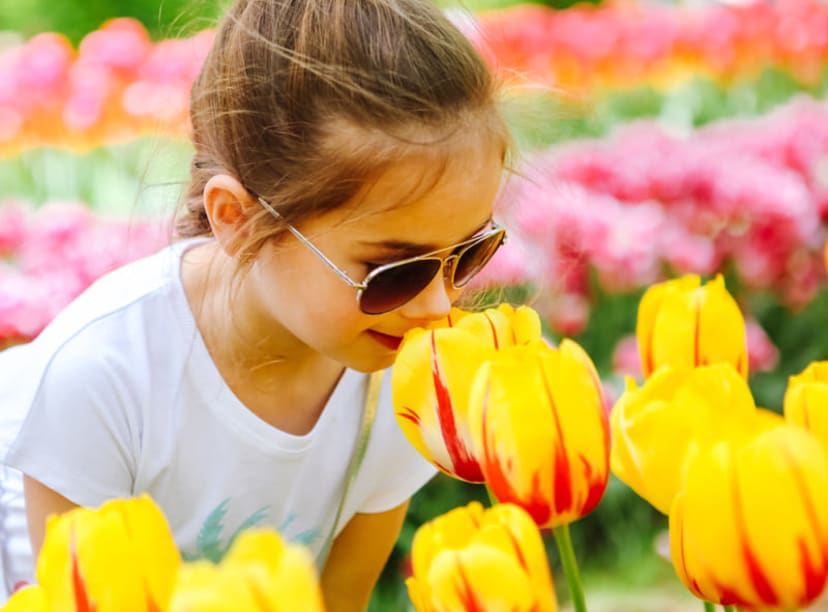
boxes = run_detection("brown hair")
[175,0,511,256]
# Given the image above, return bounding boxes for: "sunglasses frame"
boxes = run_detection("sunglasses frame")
[256,196,506,315]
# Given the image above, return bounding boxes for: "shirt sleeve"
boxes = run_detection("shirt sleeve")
[355,370,438,514]
[0,329,138,508]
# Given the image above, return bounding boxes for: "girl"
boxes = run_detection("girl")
[0,0,511,608]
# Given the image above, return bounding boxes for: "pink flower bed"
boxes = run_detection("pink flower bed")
[0,201,168,345]
[464,0,828,92]
[0,19,213,155]
[474,96,828,334]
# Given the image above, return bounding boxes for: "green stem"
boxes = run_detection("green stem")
[702,603,714,612]
[722,607,735,612]
[553,523,587,612]
[484,485,498,507]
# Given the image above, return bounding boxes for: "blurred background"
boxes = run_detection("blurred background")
[1,0,826,609]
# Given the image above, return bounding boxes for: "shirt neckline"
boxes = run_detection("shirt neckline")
[165,238,365,454]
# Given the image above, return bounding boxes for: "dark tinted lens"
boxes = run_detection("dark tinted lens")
[453,231,505,287]
[359,258,442,315]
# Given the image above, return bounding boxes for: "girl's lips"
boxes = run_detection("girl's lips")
[367,330,403,351]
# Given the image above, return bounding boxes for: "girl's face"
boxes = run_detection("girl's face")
[245,139,505,373]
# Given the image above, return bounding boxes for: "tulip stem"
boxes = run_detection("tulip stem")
[484,485,498,507]
[553,523,587,612]
[702,603,714,612]
[722,608,735,612]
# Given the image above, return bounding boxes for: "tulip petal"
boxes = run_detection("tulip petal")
[611,364,758,514]
[36,495,181,612]
[637,275,699,376]
[696,276,748,377]
[2,585,48,612]
[426,546,535,612]
[669,428,828,608]
[170,530,323,612]
[470,343,608,528]
[171,562,260,612]
[785,361,828,454]
[393,327,494,481]
[637,275,747,379]
[408,502,556,612]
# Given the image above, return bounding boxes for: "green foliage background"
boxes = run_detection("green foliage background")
[0,0,223,42]
[0,0,591,44]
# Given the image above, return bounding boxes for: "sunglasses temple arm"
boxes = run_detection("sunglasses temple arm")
[257,197,366,290]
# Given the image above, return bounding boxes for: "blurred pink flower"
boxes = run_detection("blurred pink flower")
[0,201,30,256]
[537,291,591,337]
[77,18,151,73]
[745,318,779,373]
[0,201,168,345]
[611,335,643,379]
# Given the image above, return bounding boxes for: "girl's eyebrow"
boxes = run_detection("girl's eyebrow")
[357,218,493,254]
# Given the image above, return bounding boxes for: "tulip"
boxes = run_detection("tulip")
[35,494,181,612]
[170,530,323,612]
[467,339,608,529]
[670,426,828,609]
[2,585,47,611]
[637,274,748,378]
[610,363,762,514]
[406,501,556,612]
[392,304,542,482]
[785,361,828,453]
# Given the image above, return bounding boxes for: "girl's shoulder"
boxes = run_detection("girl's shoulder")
[0,239,205,402]
[38,238,204,350]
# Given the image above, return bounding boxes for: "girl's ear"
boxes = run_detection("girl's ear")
[203,174,257,256]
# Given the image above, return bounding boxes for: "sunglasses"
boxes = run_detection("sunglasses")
[257,196,507,315]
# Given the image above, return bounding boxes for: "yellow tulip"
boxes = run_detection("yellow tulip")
[170,530,323,612]
[1,585,47,611]
[392,304,543,482]
[407,501,556,612]
[785,361,828,453]
[35,494,181,612]
[467,340,608,528]
[610,363,761,514]
[637,274,748,378]
[670,426,828,608]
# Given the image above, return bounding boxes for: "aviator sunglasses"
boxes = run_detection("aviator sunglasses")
[257,196,507,315]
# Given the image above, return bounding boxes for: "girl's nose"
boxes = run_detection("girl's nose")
[398,266,454,322]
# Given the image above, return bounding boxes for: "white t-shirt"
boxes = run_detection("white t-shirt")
[0,238,436,587]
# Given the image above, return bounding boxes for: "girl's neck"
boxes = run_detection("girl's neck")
[180,241,345,432]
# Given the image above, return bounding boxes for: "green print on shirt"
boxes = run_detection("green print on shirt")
[181,498,270,563]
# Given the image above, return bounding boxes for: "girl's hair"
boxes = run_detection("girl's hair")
[175,0,511,255]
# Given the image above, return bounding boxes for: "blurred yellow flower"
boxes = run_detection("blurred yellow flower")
[407,501,556,612]
[2,585,47,611]
[468,340,608,528]
[670,426,828,608]
[637,274,747,379]
[785,361,828,453]
[392,304,542,482]
[35,494,181,612]
[611,364,771,514]
[170,530,323,612]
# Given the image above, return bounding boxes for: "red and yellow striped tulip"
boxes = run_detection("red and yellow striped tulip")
[392,304,543,482]
[407,501,556,612]
[785,361,828,453]
[670,426,828,608]
[610,363,761,514]
[467,340,608,528]
[34,494,181,612]
[2,585,47,611]
[637,275,748,379]
[170,530,323,612]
